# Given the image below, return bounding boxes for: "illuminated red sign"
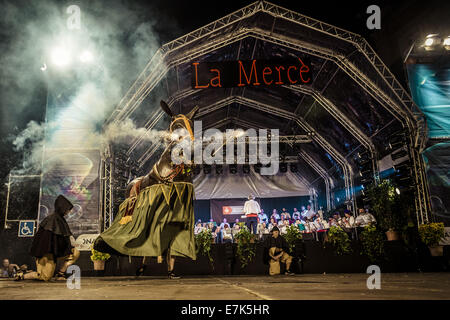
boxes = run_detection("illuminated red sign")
[192,58,312,89]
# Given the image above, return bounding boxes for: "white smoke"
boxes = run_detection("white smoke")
[2,0,175,175]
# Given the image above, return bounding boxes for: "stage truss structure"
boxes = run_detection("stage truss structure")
[101,1,430,229]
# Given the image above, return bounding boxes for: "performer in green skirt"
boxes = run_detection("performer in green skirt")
[94,101,199,279]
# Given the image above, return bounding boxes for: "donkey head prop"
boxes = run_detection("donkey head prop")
[124,100,200,198]
[160,100,199,142]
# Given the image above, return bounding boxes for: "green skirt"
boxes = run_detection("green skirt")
[96,182,196,260]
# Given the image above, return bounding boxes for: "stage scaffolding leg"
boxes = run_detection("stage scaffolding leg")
[101,157,113,231]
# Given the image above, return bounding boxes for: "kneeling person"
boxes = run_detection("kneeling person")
[264,226,294,275]
[17,195,80,281]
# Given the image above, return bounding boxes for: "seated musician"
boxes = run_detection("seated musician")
[263,226,294,276]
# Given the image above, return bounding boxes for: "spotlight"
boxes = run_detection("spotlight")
[423,34,441,51]
[230,164,237,174]
[395,188,401,195]
[80,50,94,63]
[243,164,250,174]
[254,163,262,174]
[280,163,287,173]
[51,47,71,67]
[444,36,450,50]
[215,165,223,174]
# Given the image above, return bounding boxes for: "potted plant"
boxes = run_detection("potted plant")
[418,222,445,256]
[359,224,385,263]
[284,224,303,255]
[90,248,111,275]
[367,179,404,241]
[234,227,256,268]
[195,229,214,269]
[324,226,352,255]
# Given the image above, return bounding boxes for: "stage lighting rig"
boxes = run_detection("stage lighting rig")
[51,47,71,67]
[444,36,450,50]
[388,131,408,150]
[423,34,442,51]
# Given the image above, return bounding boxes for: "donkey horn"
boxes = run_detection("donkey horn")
[160,100,174,118]
[186,105,199,120]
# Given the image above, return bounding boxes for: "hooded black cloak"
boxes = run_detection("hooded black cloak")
[262,230,290,265]
[30,195,74,258]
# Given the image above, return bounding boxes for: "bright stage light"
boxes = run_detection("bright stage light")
[424,34,441,51]
[424,38,434,46]
[80,50,94,63]
[51,47,71,67]
[395,188,401,195]
[444,36,450,50]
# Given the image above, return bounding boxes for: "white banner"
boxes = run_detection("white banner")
[222,205,244,215]
[74,234,99,251]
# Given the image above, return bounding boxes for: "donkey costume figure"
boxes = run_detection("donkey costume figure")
[94,100,199,278]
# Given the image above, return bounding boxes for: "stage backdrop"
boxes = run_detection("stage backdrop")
[38,149,101,237]
[406,61,450,139]
[422,142,450,220]
[193,165,309,199]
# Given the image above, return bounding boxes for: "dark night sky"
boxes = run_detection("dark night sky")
[0,0,449,208]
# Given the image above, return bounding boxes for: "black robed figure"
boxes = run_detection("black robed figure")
[30,195,74,258]
[94,101,199,277]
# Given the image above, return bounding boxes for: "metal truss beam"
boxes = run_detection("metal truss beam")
[101,158,113,230]
[122,27,417,158]
[287,84,380,183]
[299,151,333,212]
[105,0,428,222]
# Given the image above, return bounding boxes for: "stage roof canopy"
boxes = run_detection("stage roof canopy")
[106,1,426,206]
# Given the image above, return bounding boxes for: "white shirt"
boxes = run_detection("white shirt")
[279,224,288,235]
[301,210,308,219]
[220,222,230,229]
[243,199,261,215]
[222,228,233,240]
[314,220,324,230]
[355,213,376,227]
[306,209,315,219]
[317,209,324,220]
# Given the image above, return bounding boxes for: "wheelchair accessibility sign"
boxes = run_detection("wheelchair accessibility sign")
[18,220,36,237]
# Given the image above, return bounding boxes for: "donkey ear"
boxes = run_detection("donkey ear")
[186,105,199,120]
[160,100,174,118]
